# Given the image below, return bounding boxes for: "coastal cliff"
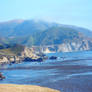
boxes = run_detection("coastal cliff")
[0,20,92,53]
[32,39,92,53]
[0,44,42,64]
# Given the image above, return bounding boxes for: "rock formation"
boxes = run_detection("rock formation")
[0,45,44,64]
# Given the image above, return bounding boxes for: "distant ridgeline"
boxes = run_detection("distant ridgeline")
[0,19,92,52]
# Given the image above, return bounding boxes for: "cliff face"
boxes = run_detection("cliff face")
[0,45,40,64]
[0,20,92,55]
[33,39,92,53]
[0,20,92,53]
[20,47,40,59]
[57,40,92,52]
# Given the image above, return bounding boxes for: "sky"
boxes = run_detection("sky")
[0,0,92,30]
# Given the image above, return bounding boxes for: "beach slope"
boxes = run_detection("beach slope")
[0,84,60,92]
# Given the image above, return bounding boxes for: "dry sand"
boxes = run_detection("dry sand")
[0,84,60,92]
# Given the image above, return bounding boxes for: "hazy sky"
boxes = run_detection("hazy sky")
[0,0,92,30]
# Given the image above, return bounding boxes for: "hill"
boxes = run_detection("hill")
[28,27,92,52]
[28,27,82,46]
[0,20,60,38]
[0,19,92,52]
[0,19,91,38]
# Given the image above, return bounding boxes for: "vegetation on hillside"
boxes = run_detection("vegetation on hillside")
[0,20,92,47]
[25,27,85,46]
[0,44,25,56]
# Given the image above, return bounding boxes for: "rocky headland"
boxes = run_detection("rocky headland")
[0,44,45,65]
[32,39,92,53]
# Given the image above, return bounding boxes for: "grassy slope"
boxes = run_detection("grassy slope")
[0,84,60,92]
[0,44,24,56]
[27,27,81,46]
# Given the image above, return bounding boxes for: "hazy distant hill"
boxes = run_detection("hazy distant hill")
[0,19,92,52]
[61,25,92,38]
[0,19,92,38]
[0,20,60,38]
[0,20,23,37]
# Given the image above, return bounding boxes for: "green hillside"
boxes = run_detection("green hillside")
[24,27,86,46]
[0,44,25,56]
[0,20,92,48]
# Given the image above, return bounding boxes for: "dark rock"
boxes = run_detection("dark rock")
[36,58,43,62]
[24,57,34,61]
[0,72,5,80]
[11,61,16,64]
[24,57,43,62]
[49,56,57,60]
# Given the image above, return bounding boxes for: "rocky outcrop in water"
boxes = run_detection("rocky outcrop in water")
[0,72,5,80]
[0,45,45,64]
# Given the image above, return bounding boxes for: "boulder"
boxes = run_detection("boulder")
[24,57,43,62]
[0,72,5,80]
[49,56,57,60]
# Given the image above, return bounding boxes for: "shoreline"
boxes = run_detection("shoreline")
[0,84,60,92]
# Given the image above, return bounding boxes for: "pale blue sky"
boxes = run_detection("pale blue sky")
[0,0,92,30]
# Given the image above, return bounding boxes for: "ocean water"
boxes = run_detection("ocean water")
[0,51,92,92]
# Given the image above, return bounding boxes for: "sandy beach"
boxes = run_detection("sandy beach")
[0,84,60,92]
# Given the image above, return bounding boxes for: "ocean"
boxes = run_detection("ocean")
[0,51,92,92]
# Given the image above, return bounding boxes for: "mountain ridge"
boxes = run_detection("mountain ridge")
[0,19,92,52]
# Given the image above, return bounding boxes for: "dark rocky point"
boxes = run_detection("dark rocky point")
[49,56,57,60]
[0,72,5,80]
